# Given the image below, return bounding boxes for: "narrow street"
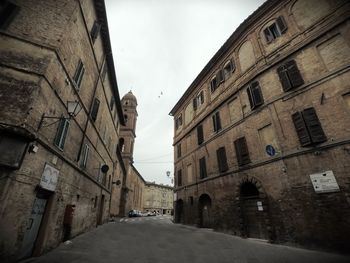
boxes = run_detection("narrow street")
[22,216,349,263]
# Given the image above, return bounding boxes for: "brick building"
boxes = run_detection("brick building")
[0,0,126,261]
[143,182,174,215]
[170,0,350,252]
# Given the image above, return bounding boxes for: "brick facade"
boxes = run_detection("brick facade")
[0,0,126,262]
[170,0,350,253]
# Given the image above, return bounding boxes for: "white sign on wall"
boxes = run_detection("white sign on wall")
[39,163,59,192]
[309,170,340,194]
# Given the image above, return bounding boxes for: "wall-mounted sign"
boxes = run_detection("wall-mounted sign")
[309,170,340,194]
[265,145,276,156]
[39,164,59,192]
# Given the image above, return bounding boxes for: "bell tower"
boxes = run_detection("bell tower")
[119,91,138,165]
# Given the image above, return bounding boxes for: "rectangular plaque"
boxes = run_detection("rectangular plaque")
[39,163,59,191]
[309,170,340,194]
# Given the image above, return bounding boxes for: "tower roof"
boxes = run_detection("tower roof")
[122,90,137,103]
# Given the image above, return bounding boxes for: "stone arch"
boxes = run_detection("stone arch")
[238,40,256,73]
[236,176,271,240]
[198,193,212,228]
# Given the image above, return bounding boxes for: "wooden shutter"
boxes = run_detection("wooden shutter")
[216,112,221,131]
[210,77,217,92]
[91,98,100,122]
[302,108,327,144]
[54,118,69,149]
[90,21,101,43]
[234,137,251,166]
[276,16,287,34]
[247,86,254,109]
[197,125,204,145]
[177,144,181,158]
[292,112,312,146]
[217,70,224,84]
[286,60,304,88]
[74,60,85,89]
[193,97,197,110]
[199,157,207,179]
[251,81,264,107]
[216,147,228,173]
[200,91,204,104]
[277,64,292,91]
[263,27,274,43]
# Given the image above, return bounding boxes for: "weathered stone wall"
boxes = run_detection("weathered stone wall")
[0,0,125,262]
[172,0,350,253]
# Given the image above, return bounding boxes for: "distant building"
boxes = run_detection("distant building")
[144,182,174,215]
[170,0,350,253]
[0,0,126,261]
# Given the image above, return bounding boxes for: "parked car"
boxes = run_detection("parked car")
[128,210,142,217]
[146,211,156,216]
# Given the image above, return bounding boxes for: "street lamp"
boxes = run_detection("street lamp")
[37,100,82,131]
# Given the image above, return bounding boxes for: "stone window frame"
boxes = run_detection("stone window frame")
[263,16,288,44]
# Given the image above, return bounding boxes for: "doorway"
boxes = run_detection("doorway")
[175,199,183,223]
[97,194,105,226]
[18,190,50,260]
[198,194,211,228]
[240,182,268,239]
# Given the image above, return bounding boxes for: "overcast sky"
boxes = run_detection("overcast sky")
[105,0,265,185]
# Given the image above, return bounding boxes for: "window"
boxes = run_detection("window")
[73,60,85,89]
[189,196,194,205]
[343,93,350,110]
[54,118,69,150]
[124,114,128,124]
[101,62,108,82]
[199,157,207,179]
[210,70,224,92]
[292,107,326,147]
[175,114,182,130]
[212,111,222,132]
[247,81,264,110]
[277,60,304,92]
[177,143,181,158]
[193,90,204,110]
[0,1,19,29]
[223,60,235,80]
[118,138,125,152]
[264,16,287,43]
[80,144,90,169]
[90,21,101,43]
[177,169,182,186]
[91,98,100,122]
[234,137,251,166]
[216,147,228,173]
[110,97,115,111]
[197,125,204,145]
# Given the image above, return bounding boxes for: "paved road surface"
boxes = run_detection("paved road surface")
[22,215,349,263]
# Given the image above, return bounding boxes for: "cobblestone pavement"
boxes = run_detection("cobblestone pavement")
[22,215,350,263]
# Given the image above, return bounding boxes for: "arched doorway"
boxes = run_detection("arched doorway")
[175,199,184,223]
[240,181,269,239]
[198,194,211,228]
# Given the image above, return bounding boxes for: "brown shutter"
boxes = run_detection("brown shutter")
[177,144,181,158]
[277,64,292,91]
[292,111,312,146]
[216,147,228,173]
[212,115,217,132]
[263,27,273,43]
[216,112,222,131]
[193,97,197,110]
[234,137,250,166]
[197,125,204,145]
[251,81,264,107]
[217,70,224,84]
[199,157,207,179]
[247,86,254,109]
[302,107,327,144]
[91,98,100,122]
[276,16,287,34]
[286,60,304,88]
